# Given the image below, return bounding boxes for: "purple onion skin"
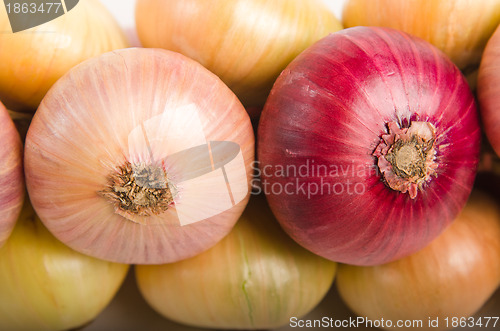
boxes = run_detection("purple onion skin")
[0,102,24,247]
[257,27,480,266]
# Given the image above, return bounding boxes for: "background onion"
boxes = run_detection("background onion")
[0,100,24,247]
[135,195,336,330]
[478,25,500,157]
[336,190,500,331]
[258,26,480,266]
[0,0,128,112]
[25,47,254,264]
[0,200,129,331]
[342,0,500,75]
[135,0,342,108]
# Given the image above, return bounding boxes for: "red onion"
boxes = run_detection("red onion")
[257,27,480,266]
[0,101,24,247]
[478,25,500,157]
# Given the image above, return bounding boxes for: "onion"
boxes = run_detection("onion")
[0,0,129,112]
[342,0,500,73]
[0,100,24,247]
[258,27,480,266]
[135,0,342,108]
[478,25,500,157]
[25,47,254,264]
[135,195,336,330]
[0,200,129,331]
[336,190,500,331]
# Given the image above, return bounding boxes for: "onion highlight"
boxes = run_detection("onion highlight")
[258,27,480,266]
[25,48,254,264]
[0,100,24,247]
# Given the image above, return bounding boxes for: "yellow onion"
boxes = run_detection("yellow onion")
[336,191,500,331]
[135,0,342,108]
[478,25,500,157]
[0,0,129,112]
[0,200,129,331]
[24,48,255,264]
[0,100,23,247]
[135,195,336,330]
[342,0,500,73]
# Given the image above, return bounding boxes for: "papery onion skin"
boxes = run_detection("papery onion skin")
[25,48,254,264]
[478,25,500,157]
[136,195,336,330]
[336,191,500,331]
[135,0,342,108]
[342,0,500,72]
[0,0,128,112]
[258,27,480,266]
[0,100,24,247]
[0,201,129,331]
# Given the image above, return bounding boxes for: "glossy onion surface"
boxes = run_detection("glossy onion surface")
[258,27,480,266]
[135,0,342,108]
[25,48,255,264]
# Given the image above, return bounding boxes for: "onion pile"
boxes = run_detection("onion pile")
[135,0,342,108]
[0,201,129,331]
[0,0,128,112]
[25,47,254,264]
[1,0,499,328]
[336,191,500,331]
[478,25,500,157]
[136,195,336,330]
[342,0,500,74]
[258,26,480,266]
[0,100,24,247]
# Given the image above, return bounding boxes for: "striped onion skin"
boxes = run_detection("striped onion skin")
[257,27,480,266]
[0,100,24,248]
[135,0,342,108]
[0,201,129,331]
[136,195,336,330]
[24,48,254,264]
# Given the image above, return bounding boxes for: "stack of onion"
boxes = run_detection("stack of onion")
[336,191,500,331]
[0,0,128,112]
[0,100,23,247]
[135,0,342,108]
[136,195,336,330]
[24,47,254,264]
[258,27,480,266]
[478,25,500,157]
[0,201,129,331]
[342,0,500,74]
